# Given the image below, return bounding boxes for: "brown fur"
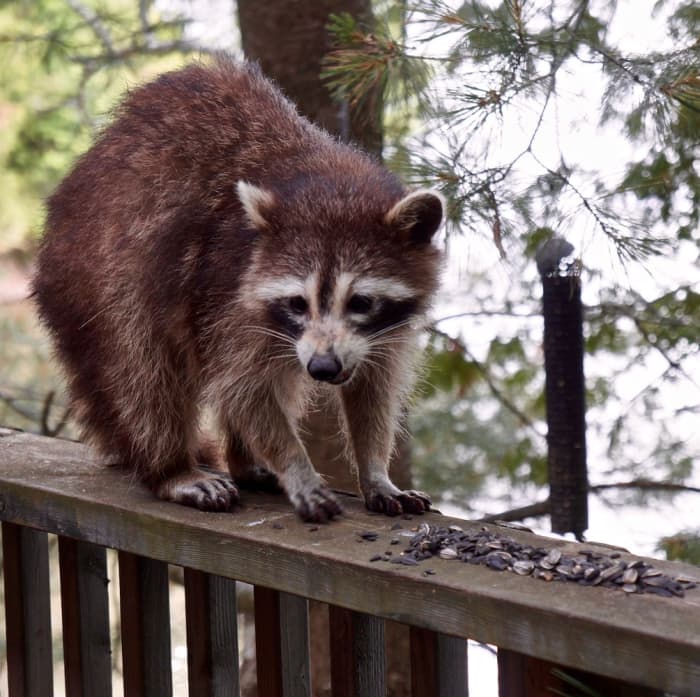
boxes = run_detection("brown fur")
[34,56,443,521]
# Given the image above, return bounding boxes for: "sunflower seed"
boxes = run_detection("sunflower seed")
[393,523,694,599]
[439,547,458,560]
[622,568,638,584]
[513,560,535,575]
[545,548,562,565]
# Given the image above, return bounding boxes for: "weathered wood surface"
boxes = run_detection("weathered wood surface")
[1,431,700,696]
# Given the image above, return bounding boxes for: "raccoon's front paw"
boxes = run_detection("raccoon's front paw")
[154,469,239,512]
[364,488,431,516]
[290,486,343,523]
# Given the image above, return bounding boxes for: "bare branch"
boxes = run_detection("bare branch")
[480,499,550,522]
[480,478,700,523]
[590,479,700,495]
[66,0,115,57]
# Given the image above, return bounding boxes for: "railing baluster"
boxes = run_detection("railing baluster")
[2,522,54,697]
[254,585,284,697]
[279,592,311,697]
[184,568,239,697]
[58,537,112,697]
[410,626,468,697]
[328,605,353,697]
[497,649,560,696]
[119,551,172,697]
[329,605,386,697]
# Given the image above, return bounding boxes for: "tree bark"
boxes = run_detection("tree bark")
[237,0,382,156]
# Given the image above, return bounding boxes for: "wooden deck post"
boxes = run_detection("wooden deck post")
[329,605,386,697]
[279,592,311,697]
[2,522,54,697]
[118,551,172,697]
[254,586,284,697]
[58,537,112,697]
[184,568,240,697]
[410,626,468,697]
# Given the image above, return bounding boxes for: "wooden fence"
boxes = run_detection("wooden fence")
[1,428,699,696]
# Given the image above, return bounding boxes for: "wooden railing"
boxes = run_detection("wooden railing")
[1,428,699,697]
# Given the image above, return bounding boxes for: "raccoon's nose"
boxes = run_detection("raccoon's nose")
[307,352,343,382]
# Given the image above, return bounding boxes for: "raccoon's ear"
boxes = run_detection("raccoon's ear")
[385,189,445,245]
[237,181,276,230]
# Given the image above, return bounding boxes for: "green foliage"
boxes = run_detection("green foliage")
[659,530,700,565]
[324,0,699,528]
[0,0,206,251]
[323,11,433,120]
[0,299,70,434]
[422,336,481,397]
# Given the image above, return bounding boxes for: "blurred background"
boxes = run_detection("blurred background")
[0,1,698,694]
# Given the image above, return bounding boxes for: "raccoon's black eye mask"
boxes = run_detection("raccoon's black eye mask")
[288,295,308,315]
[356,298,419,336]
[347,294,373,314]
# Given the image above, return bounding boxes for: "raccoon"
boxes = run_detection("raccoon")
[33,56,444,522]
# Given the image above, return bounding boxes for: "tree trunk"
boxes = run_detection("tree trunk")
[237,0,382,156]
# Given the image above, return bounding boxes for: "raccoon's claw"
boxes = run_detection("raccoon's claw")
[397,490,432,514]
[291,486,343,523]
[155,470,240,512]
[365,489,431,516]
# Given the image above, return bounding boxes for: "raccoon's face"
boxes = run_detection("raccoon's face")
[237,181,445,385]
[252,270,424,384]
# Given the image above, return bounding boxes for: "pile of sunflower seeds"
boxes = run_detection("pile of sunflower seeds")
[392,524,697,598]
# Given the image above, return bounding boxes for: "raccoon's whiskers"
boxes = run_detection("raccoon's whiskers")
[266,353,299,365]
[368,335,412,346]
[359,355,391,375]
[366,319,414,341]
[243,325,297,345]
[367,349,396,363]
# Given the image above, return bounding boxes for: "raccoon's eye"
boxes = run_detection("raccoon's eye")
[288,295,308,315]
[347,294,373,314]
